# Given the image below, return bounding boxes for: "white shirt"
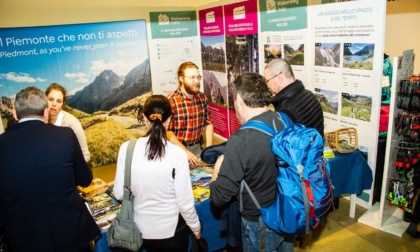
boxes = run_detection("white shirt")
[53,110,64,126]
[54,110,90,162]
[113,137,200,239]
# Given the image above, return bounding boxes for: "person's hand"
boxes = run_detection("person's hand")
[211,154,224,181]
[187,150,200,167]
[194,231,201,239]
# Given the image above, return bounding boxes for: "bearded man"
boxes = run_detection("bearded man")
[167,61,213,166]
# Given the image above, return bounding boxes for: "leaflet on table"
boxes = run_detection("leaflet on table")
[94,208,120,230]
[190,167,213,182]
[193,187,210,202]
[190,167,213,202]
[85,193,121,230]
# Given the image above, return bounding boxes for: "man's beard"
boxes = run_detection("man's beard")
[184,83,200,95]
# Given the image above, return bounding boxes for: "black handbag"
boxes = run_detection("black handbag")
[107,138,143,251]
[190,237,208,252]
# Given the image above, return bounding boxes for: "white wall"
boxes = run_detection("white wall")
[385,12,420,74]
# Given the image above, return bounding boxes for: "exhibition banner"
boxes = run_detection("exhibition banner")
[224,0,259,135]
[256,0,385,207]
[258,1,309,85]
[148,10,202,95]
[199,6,230,138]
[149,11,198,39]
[199,6,224,37]
[0,20,151,167]
[309,1,386,207]
[259,0,308,32]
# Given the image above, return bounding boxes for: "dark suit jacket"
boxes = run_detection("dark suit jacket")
[0,120,101,252]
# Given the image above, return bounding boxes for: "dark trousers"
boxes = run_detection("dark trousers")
[141,215,189,252]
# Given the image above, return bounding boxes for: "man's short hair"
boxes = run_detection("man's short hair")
[233,72,271,108]
[177,61,199,85]
[14,87,48,119]
[265,58,295,79]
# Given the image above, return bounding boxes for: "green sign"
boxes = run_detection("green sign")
[259,0,307,31]
[150,11,198,39]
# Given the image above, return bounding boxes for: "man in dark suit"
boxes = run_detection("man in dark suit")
[0,87,100,252]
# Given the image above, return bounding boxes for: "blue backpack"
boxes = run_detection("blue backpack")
[240,112,334,235]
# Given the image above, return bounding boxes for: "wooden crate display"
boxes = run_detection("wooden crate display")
[325,127,358,153]
[77,178,109,199]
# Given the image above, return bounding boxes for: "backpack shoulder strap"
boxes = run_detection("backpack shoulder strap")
[240,120,275,136]
[278,112,293,127]
[240,112,292,136]
[238,113,293,213]
[239,122,271,212]
[240,180,261,211]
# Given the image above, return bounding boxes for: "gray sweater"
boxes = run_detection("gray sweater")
[210,110,282,221]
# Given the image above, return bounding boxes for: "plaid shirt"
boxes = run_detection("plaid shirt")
[167,89,212,145]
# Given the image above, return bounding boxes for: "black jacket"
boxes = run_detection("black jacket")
[271,80,324,137]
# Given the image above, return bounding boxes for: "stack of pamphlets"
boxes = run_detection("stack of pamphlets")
[84,192,121,230]
[190,167,213,202]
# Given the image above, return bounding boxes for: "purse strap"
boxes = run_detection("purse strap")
[123,138,137,201]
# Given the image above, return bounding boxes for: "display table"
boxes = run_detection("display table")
[94,150,372,251]
[326,150,373,218]
[94,199,227,252]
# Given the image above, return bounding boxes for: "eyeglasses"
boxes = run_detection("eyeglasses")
[184,75,202,81]
[266,72,282,83]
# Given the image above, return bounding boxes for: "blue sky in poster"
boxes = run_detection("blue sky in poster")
[201,35,225,49]
[346,43,369,54]
[0,20,149,98]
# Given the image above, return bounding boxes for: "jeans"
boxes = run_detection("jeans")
[241,217,294,252]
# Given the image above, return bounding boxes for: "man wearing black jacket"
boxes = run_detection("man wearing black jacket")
[264,58,324,137]
[265,59,324,250]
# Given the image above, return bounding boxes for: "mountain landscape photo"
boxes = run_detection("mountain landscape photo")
[0,20,152,168]
[67,59,151,114]
[316,89,338,115]
[343,43,374,70]
[201,38,226,73]
[341,93,372,121]
[284,44,304,65]
[264,44,282,63]
[203,70,228,108]
[315,43,341,67]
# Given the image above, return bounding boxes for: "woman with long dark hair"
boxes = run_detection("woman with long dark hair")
[113,95,201,252]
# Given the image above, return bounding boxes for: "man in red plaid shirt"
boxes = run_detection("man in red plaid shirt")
[167,61,213,167]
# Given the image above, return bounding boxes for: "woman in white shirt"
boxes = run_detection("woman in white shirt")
[45,83,90,162]
[113,95,201,252]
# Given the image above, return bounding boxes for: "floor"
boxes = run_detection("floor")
[306,198,420,252]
